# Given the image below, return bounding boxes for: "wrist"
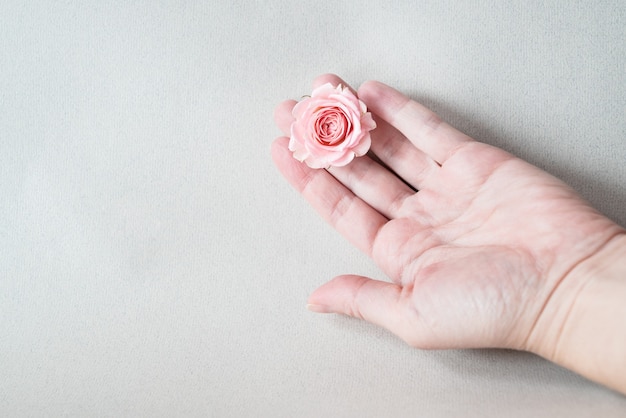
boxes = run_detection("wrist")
[532,232,626,393]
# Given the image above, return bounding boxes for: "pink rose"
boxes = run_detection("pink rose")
[289,83,376,169]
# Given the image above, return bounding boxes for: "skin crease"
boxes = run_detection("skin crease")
[271,74,626,393]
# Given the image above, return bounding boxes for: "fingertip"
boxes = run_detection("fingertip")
[308,274,400,320]
[357,80,408,112]
[308,275,420,347]
[312,73,343,87]
[274,99,297,119]
[312,73,356,95]
[274,99,297,135]
[357,79,383,92]
[306,303,333,314]
[270,135,316,193]
[307,275,351,312]
[356,80,382,97]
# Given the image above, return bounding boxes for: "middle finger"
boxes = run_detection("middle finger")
[370,116,440,191]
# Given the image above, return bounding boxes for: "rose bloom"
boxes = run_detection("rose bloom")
[289,83,376,169]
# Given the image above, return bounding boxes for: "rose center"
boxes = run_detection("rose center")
[314,108,351,146]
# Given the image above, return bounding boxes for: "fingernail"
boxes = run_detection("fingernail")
[306,303,332,313]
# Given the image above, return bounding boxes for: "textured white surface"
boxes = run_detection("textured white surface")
[1,1,625,416]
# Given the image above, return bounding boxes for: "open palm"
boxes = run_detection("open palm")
[271,74,623,355]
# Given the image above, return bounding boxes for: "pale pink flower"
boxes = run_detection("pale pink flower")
[289,83,376,169]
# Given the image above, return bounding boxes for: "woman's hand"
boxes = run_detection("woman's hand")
[271,74,625,392]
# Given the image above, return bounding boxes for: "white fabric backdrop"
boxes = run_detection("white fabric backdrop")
[1,1,625,416]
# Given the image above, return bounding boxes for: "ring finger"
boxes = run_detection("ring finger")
[327,154,415,220]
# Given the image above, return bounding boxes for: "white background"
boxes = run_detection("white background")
[1,1,625,416]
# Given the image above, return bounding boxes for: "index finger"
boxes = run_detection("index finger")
[357,81,472,164]
[312,73,357,95]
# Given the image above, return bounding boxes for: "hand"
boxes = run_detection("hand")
[271,74,624,358]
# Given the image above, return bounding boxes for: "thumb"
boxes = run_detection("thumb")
[307,275,412,342]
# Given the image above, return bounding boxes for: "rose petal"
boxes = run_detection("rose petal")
[352,133,372,157]
[330,151,356,167]
[288,82,375,169]
[361,112,377,131]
